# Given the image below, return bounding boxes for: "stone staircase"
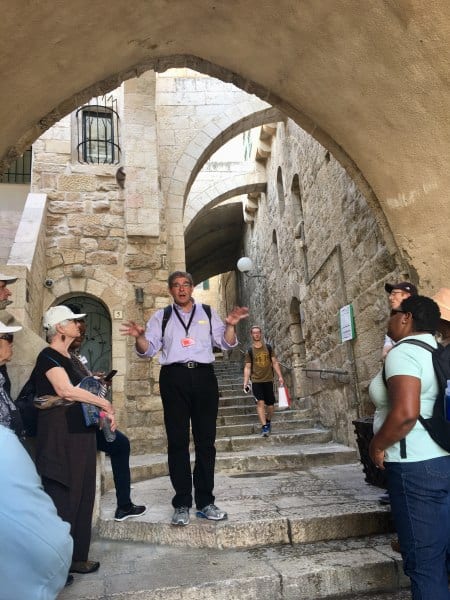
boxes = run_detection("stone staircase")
[58,358,408,599]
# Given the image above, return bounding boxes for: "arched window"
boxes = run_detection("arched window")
[276,167,285,215]
[76,95,121,164]
[0,147,32,183]
[272,229,279,267]
[291,174,303,233]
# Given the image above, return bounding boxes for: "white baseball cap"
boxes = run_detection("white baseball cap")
[43,305,86,329]
[0,320,22,334]
[0,273,17,284]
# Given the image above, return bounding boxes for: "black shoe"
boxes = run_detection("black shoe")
[114,502,147,521]
[65,574,74,587]
[70,560,100,574]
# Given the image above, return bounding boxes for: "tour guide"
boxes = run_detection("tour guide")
[120,271,248,526]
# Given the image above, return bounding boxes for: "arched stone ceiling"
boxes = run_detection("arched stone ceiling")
[1,0,450,287]
[185,202,244,283]
[184,177,267,233]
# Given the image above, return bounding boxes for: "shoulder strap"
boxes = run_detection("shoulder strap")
[201,304,212,335]
[267,343,272,359]
[395,338,435,353]
[45,354,61,366]
[382,338,435,385]
[161,305,172,338]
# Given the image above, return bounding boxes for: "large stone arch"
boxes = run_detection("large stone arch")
[168,103,283,211]
[184,176,267,231]
[184,178,267,282]
[1,2,450,286]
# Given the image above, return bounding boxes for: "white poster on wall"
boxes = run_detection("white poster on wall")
[339,304,356,342]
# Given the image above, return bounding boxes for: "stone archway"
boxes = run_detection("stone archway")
[1,2,450,286]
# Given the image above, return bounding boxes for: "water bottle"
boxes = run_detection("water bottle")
[99,411,116,442]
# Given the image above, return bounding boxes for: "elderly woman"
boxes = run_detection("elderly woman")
[34,305,116,575]
[369,295,450,600]
[0,320,23,435]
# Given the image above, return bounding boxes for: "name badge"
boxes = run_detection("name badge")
[181,337,195,347]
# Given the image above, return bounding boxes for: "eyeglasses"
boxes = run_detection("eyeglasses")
[171,283,192,289]
[390,309,406,317]
[0,333,13,342]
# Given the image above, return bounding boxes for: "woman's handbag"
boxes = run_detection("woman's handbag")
[278,385,291,409]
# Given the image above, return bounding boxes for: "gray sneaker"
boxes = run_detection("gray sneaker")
[196,504,228,521]
[171,506,190,526]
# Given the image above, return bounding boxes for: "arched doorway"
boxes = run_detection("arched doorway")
[61,296,112,373]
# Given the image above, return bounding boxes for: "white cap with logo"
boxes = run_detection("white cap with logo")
[43,306,86,329]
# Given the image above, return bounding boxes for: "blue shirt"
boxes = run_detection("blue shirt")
[0,425,73,599]
[138,301,238,364]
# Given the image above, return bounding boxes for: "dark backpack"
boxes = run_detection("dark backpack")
[161,304,212,337]
[247,344,273,372]
[15,354,62,438]
[15,375,38,437]
[382,339,450,455]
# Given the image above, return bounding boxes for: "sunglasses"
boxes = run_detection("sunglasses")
[0,333,14,342]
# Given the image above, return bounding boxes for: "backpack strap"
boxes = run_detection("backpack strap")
[161,303,212,338]
[382,338,436,459]
[201,304,212,336]
[394,338,435,353]
[161,305,172,338]
[44,354,62,367]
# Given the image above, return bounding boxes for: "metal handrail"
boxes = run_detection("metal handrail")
[302,367,349,382]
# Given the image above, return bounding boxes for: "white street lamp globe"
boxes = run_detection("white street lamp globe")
[237,257,254,273]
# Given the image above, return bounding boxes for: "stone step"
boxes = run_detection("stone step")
[218,403,306,419]
[129,410,315,453]
[219,395,255,406]
[216,408,312,425]
[57,534,408,600]
[216,442,357,473]
[215,428,332,451]
[98,465,392,550]
[102,443,358,495]
[216,418,316,436]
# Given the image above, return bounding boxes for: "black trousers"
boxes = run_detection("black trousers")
[159,364,219,509]
[96,428,131,508]
[41,432,96,562]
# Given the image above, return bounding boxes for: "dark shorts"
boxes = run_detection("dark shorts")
[252,381,276,406]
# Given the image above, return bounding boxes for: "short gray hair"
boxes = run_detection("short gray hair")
[168,271,194,288]
[46,319,71,342]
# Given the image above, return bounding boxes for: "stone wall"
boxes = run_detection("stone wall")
[27,67,414,454]
[29,75,169,453]
[236,120,412,447]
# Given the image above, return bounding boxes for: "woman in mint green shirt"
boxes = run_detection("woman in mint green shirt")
[369,295,450,600]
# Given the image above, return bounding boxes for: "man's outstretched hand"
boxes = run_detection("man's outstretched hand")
[225,306,249,326]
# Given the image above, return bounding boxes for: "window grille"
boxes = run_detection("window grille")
[76,95,120,164]
[0,147,32,183]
